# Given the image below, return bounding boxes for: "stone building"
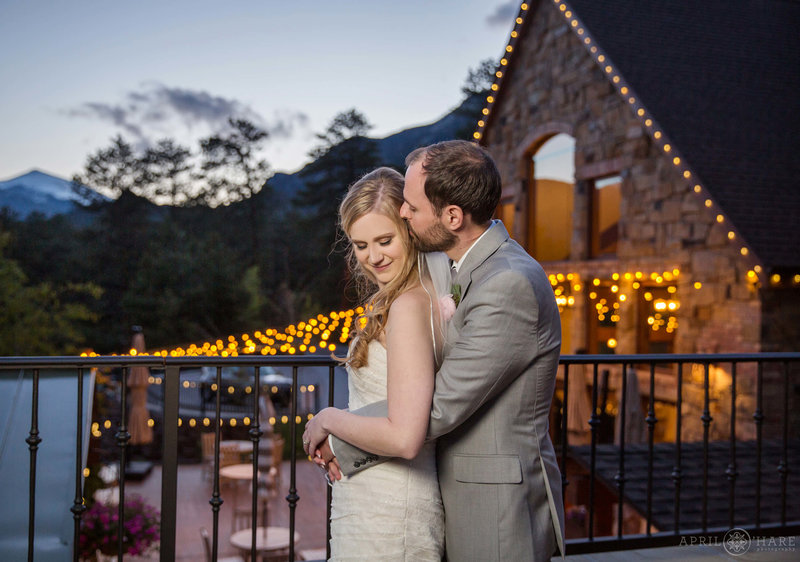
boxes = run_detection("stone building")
[476,0,799,442]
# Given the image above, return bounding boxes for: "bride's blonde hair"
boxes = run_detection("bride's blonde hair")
[339,167,419,368]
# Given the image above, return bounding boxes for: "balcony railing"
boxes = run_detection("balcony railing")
[1,352,798,561]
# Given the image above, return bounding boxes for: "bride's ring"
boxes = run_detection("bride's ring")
[302,438,309,445]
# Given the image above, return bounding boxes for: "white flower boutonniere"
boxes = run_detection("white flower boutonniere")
[439,295,457,322]
[438,283,462,322]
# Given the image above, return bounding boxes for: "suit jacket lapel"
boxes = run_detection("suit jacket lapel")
[452,220,510,302]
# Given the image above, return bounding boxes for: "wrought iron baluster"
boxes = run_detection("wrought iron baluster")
[672,362,683,534]
[701,362,711,532]
[116,366,131,560]
[726,362,738,529]
[71,367,87,562]
[26,369,41,562]
[160,365,180,562]
[645,362,657,536]
[753,361,764,529]
[587,362,600,541]
[778,360,789,525]
[614,363,628,539]
[560,363,570,507]
[210,365,223,562]
[327,364,335,560]
[250,365,262,555]
[287,365,300,562]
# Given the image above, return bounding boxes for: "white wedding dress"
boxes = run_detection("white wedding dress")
[329,339,445,561]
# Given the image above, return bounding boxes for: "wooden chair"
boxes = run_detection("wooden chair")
[233,436,284,532]
[269,436,285,483]
[231,466,277,532]
[199,526,244,562]
[220,442,243,468]
[200,432,216,481]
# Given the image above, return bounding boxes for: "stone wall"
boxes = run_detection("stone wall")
[482,0,762,357]
[480,1,800,441]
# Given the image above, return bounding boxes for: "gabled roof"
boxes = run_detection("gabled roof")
[479,0,800,270]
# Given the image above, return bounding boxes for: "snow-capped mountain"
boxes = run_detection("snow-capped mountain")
[0,170,89,218]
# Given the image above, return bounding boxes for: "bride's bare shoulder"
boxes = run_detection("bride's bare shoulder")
[386,286,434,344]
[388,286,430,316]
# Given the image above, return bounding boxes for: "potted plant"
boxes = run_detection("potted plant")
[78,494,160,561]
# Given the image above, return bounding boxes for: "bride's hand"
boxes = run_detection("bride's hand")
[302,407,335,455]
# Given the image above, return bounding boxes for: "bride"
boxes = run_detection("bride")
[302,166,448,560]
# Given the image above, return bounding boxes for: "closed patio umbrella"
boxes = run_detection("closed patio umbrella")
[567,365,593,445]
[127,326,153,446]
[615,369,646,445]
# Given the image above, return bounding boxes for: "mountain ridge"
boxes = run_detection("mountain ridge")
[1,96,480,218]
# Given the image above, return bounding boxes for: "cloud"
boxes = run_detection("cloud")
[266,109,310,138]
[486,2,517,27]
[64,84,308,147]
[68,102,145,139]
[150,85,260,130]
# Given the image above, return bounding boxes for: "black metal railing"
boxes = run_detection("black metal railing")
[1,352,799,561]
[558,352,800,553]
[1,355,338,562]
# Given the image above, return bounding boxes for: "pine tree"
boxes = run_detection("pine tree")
[289,109,381,317]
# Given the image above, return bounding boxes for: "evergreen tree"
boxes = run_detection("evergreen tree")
[289,109,381,317]
[141,139,194,207]
[72,136,145,204]
[199,118,273,266]
[0,233,100,355]
[121,222,250,347]
[454,58,498,140]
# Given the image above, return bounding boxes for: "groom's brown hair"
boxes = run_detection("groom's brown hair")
[405,140,501,224]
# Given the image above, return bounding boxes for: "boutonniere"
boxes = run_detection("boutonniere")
[450,284,462,307]
[438,284,462,323]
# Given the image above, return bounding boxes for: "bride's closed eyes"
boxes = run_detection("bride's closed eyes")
[353,237,393,250]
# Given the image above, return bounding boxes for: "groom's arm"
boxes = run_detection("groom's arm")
[332,267,558,476]
[426,267,558,438]
[329,401,389,475]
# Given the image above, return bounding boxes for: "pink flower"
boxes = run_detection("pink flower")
[439,295,457,322]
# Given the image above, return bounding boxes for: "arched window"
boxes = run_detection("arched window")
[527,134,575,262]
[590,175,621,258]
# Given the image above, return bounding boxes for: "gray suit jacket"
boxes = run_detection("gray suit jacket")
[331,221,565,561]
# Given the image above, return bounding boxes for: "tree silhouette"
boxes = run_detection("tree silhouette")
[72,136,145,204]
[142,139,194,207]
[290,109,381,317]
[199,118,273,265]
[454,58,498,140]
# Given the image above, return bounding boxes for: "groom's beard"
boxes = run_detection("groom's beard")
[409,220,457,253]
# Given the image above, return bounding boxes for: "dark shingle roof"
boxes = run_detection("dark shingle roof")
[544,1,800,268]
[570,440,800,531]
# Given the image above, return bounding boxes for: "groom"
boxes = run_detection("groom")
[325,140,564,561]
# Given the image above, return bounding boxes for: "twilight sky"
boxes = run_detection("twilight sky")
[0,0,518,181]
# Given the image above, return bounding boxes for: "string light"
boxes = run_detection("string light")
[464,1,761,273]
